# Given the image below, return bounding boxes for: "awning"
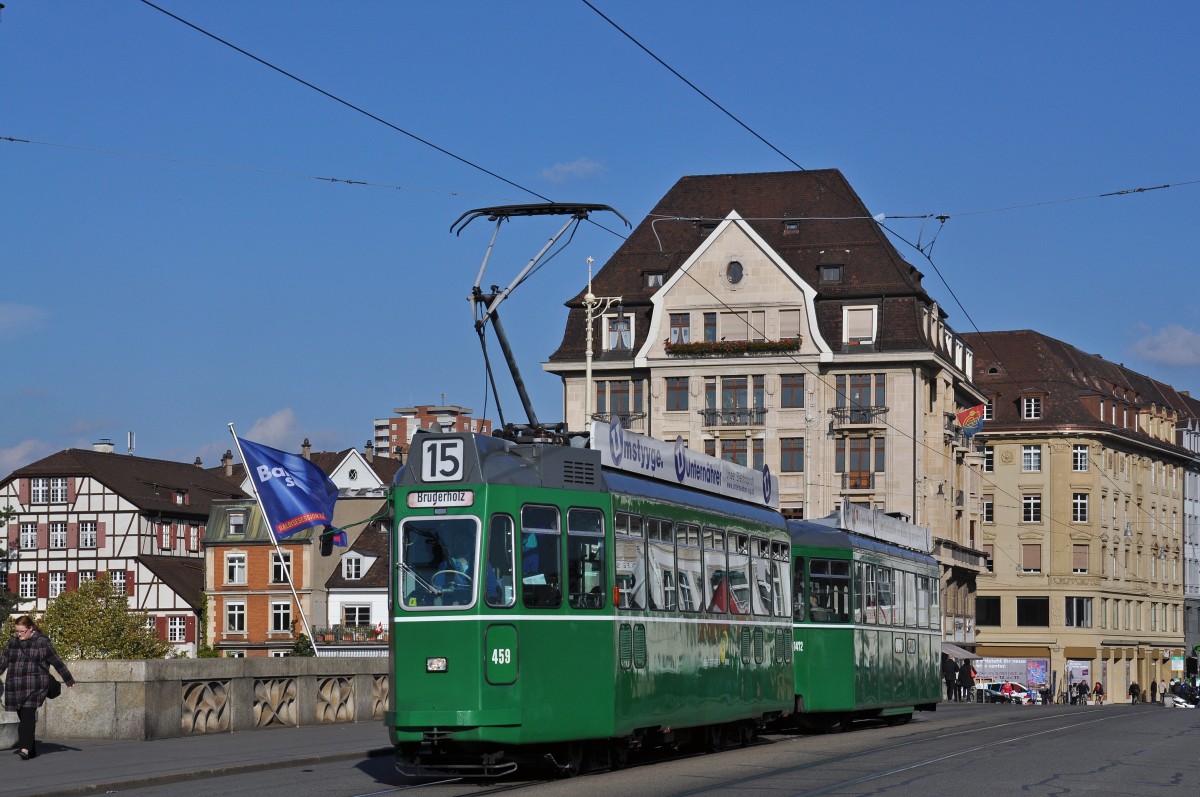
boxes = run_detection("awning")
[941,641,980,659]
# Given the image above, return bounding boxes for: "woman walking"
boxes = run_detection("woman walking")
[1,616,75,760]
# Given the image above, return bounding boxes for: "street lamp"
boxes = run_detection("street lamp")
[582,256,621,427]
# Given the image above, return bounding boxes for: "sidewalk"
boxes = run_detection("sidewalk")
[1,721,393,797]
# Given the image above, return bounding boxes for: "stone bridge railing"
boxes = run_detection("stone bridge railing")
[10,657,389,741]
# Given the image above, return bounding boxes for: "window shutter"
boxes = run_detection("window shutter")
[67,523,79,548]
[18,479,30,505]
[779,309,801,340]
[1022,544,1041,571]
[846,308,873,340]
[186,615,197,643]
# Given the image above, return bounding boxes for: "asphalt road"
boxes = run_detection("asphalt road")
[105,702,1200,797]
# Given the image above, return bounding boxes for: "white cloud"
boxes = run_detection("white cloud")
[0,304,48,344]
[244,408,302,451]
[0,439,53,479]
[539,157,605,183]
[1126,325,1200,368]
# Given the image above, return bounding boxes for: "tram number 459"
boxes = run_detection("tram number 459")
[490,648,513,665]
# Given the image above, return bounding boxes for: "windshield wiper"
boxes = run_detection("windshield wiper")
[397,561,442,596]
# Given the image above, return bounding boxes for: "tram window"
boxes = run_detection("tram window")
[567,508,606,609]
[485,514,516,608]
[750,536,773,616]
[520,505,562,609]
[647,518,675,610]
[905,571,918,628]
[792,556,806,621]
[916,575,930,627]
[862,563,878,624]
[853,561,864,623]
[703,528,729,614]
[615,512,647,611]
[926,573,936,628]
[809,559,851,623]
[772,558,790,617]
[891,569,905,626]
[399,517,479,610]
[675,526,702,612]
[724,533,750,615]
[877,567,894,625]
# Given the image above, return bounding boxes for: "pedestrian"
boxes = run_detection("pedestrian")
[1159,679,1166,705]
[942,656,958,702]
[957,659,975,703]
[0,616,75,760]
[1150,679,1158,704]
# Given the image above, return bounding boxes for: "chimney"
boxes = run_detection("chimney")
[93,439,115,454]
[302,438,312,460]
[222,449,234,477]
[194,457,203,468]
[364,440,374,463]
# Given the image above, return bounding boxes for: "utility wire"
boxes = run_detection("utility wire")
[579,0,803,171]
[137,0,552,203]
[0,135,520,201]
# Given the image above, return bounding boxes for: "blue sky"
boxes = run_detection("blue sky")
[3,1,1198,474]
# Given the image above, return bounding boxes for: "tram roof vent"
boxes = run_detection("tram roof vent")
[561,458,597,487]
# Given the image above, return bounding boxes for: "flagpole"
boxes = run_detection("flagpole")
[228,424,320,657]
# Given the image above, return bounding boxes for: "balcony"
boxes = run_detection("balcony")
[841,472,876,490]
[699,407,768,427]
[829,405,888,430]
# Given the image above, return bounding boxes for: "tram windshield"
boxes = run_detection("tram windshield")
[398,516,479,610]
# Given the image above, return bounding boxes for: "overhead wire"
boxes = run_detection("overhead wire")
[130,0,1186,571]
[577,3,1184,575]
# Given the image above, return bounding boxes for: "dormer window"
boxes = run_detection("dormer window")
[1022,396,1043,419]
[820,265,842,284]
[645,271,664,288]
[606,314,633,351]
[343,555,363,580]
[782,219,801,234]
[229,511,245,536]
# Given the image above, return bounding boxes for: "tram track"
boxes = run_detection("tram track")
[669,706,1138,797]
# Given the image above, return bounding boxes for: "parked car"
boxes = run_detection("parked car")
[976,681,1039,704]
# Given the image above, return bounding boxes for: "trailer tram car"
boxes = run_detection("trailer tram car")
[788,520,942,730]
[387,424,794,777]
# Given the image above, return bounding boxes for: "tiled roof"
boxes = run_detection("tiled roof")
[137,554,205,612]
[549,169,935,361]
[6,449,247,517]
[963,329,1195,455]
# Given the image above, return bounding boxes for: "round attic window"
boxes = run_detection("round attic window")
[725,260,744,285]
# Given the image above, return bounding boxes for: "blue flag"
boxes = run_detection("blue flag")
[237,437,344,544]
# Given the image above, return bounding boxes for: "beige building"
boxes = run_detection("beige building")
[965,330,1191,698]
[544,170,988,647]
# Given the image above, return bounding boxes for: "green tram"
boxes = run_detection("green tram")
[788,519,942,729]
[388,425,793,776]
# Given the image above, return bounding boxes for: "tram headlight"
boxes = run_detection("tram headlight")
[426,656,448,673]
